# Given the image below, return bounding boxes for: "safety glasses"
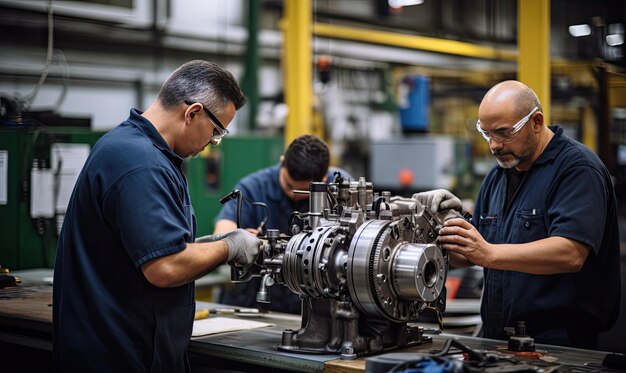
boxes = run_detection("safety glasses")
[184,100,229,143]
[476,107,539,144]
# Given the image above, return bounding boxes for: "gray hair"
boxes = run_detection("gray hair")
[157,60,246,115]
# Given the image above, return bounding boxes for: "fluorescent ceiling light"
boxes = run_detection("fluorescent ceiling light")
[568,24,591,37]
[388,0,424,8]
[606,34,624,46]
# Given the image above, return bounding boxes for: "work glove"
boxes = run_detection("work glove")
[412,189,462,213]
[221,228,262,267]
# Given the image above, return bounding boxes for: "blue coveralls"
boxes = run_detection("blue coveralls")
[54,109,196,372]
[473,126,620,349]
[216,164,352,314]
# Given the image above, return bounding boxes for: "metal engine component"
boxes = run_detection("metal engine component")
[506,321,536,352]
[229,176,464,359]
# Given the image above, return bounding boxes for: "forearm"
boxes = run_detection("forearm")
[488,236,589,274]
[214,219,237,234]
[215,219,260,236]
[141,241,229,287]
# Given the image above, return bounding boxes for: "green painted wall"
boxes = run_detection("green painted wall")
[186,135,284,236]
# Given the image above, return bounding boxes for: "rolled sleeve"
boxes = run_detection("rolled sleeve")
[103,166,192,267]
[547,165,608,254]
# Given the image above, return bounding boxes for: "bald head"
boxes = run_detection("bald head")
[479,80,542,120]
[477,80,552,171]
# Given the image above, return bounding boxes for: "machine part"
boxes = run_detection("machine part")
[283,225,347,298]
[347,219,445,322]
[256,273,274,303]
[0,274,19,288]
[0,267,21,288]
[602,353,626,370]
[506,321,536,352]
[365,352,465,373]
[425,338,545,373]
[307,182,328,229]
[219,189,269,235]
[223,177,465,358]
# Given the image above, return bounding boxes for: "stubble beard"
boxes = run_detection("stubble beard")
[492,131,538,169]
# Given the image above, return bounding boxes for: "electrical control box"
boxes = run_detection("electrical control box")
[369,135,458,192]
[0,127,104,270]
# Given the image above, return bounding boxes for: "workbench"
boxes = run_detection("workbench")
[1,269,623,372]
[187,311,623,372]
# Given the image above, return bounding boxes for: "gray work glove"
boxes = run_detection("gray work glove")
[221,228,262,267]
[412,189,462,213]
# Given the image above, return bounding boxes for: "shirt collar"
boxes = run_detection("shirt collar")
[128,108,184,167]
[533,125,567,166]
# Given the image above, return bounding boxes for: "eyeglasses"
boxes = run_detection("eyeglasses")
[476,107,539,144]
[184,100,229,143]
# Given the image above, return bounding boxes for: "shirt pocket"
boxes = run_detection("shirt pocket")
[512,208,546,243]
[478,214,499,242]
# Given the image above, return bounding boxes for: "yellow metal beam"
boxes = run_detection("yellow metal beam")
[313,23,518,61]
[518,0,550,124]
[283,0,313,146]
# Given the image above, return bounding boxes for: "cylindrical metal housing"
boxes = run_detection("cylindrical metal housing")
[308,182,327,228]
[391,243,445,303]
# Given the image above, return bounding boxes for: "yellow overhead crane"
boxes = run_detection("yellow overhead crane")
[281,0,551,143]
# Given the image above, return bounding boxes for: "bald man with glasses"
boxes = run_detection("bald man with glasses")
[415,80,620,349]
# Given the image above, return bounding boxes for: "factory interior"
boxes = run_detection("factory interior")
[1,0,626,371]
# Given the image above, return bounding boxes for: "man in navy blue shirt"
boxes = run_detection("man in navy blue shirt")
[53,60,262,372]
[214,134,352,314]
[418,80,620,349]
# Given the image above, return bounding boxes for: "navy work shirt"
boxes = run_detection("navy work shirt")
[53,109,196,372]
[472,125,620,348]
[216,164,352,314]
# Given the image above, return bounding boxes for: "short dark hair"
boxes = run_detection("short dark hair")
[282,135,329,182]
[157,60,246,116]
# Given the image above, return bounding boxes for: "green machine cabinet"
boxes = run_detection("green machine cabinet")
[0,130,282,269]
[186,135,284,236]
[0,127,105,270]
